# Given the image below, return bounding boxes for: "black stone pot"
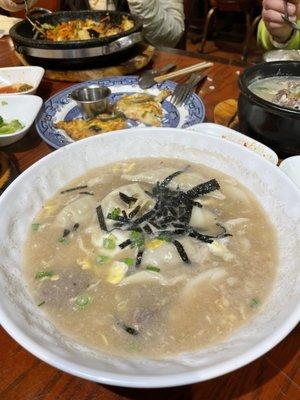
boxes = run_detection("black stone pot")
[9,10,143,69]
[238,61,300,157]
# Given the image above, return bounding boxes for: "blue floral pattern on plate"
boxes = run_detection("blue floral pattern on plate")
[35,76,205,149]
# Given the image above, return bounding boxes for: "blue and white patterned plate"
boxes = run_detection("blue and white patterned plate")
[35,76,205,149]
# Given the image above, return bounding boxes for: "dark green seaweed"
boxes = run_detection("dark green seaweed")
[160,166,189,188]
[186,179,220,199]
[73,223,80,231]
[172,240,191,264]
[61,185,88,194]
[96,205,107,231]
[135,248,144,268]
[100,171,230,265]
[119,239,132,249]
[119,192,137,205]
[120,323,139,336]
[79,191,94,196]
[129,205,141,219]
[63,229,70,238]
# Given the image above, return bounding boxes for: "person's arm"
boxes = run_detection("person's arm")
[0,0,37,12]
[127,0,184,47]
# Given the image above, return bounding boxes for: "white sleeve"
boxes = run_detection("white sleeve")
[0,0,37,12]
[127,0,185,47]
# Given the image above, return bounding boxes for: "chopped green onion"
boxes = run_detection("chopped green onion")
[96,254,110,264]
[103,234,116,250]
[128,341,140,352]
[0,101,8,106]
[157,235,172,242]
[75,294,91,308]
[250,298,260,308]
[37,301,45,307]
[58,237,68,244]
[111,207,121,220]
[146,265,160,273]
[31,223,40,232]
[130,230,144,248]
[35,271,53,280]
[122,257,135,267]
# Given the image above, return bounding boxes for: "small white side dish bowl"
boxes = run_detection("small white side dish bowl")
[0,66,44,95]
[279,156,300,190]
[0,95,43,147]
[187,123,279,165]
[0,128,299,388]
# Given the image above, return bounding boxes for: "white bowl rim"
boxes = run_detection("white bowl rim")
[0,127,299,388]
[0,66,45,95]
[0,95,43,138]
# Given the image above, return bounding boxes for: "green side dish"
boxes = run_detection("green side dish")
[0,115,24,135]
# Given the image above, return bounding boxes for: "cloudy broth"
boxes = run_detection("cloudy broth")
[24,158,277,358]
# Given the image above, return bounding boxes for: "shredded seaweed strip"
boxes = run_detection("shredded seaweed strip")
[96,205,107,231]
[119,239,132,249]
[173,240,191,264]
[135,249,144,268]
[79,191,94,196]
[143,224,153,234]
[73,223,80,231]
[186,179,220,198]
[119,323,139,336]
[63,229,71,238]
[103,169,231,266]
[129,205,141,219]
[61,185,88,194]
[160,166,189,188]
[216,223,232,238]
[119,192,137,205]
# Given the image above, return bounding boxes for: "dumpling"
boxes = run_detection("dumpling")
[119,270,186,286]
[91,228,133,257]
[122,167,208,191]
[55,196,97,227]
[101,183,155,229]
[182,266,227,296]
[189,206,218,230]
[143,237,210,272]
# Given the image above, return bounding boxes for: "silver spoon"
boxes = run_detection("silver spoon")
[282,0,300,31]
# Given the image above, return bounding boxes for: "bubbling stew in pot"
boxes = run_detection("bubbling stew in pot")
[24,158,277,358]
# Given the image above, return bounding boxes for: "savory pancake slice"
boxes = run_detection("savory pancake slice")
[115,89,172,127]
[55,114,127,141]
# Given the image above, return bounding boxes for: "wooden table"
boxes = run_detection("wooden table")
[0,36,299,400]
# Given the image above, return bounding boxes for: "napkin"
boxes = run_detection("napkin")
[0,15,22,38]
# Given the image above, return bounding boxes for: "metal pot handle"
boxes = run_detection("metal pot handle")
[27,7,52,18]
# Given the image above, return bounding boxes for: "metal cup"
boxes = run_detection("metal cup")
[70,85,111,119]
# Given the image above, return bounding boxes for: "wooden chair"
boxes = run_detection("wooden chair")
[199,0,256,61]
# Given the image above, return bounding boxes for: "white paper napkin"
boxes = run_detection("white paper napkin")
[0,15,22,38]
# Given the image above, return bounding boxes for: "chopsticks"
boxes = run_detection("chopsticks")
[154,62,213,83]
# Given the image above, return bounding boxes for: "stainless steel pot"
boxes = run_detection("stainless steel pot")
[9,10,143,69]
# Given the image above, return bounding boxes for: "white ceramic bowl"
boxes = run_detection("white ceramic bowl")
[0,66,44,95]
[279,156,300,190]
[188,123,278,165]
[0,95,43,146]
[0,128,299,388]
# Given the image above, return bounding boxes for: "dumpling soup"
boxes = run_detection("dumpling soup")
[24,158,277,358]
